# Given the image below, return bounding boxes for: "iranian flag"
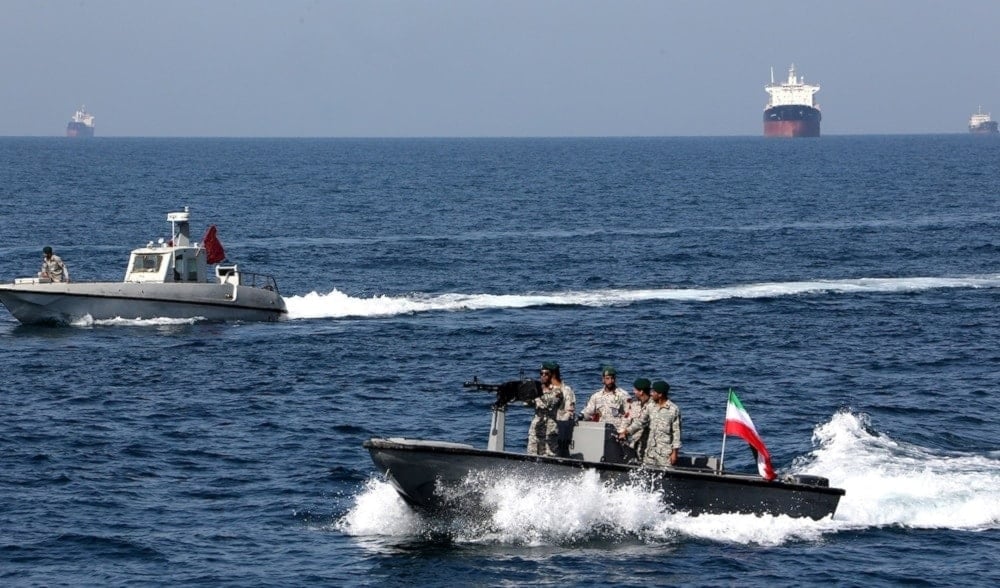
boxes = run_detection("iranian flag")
[724,389,776,481]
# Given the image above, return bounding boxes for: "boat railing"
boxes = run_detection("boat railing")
[215,265,280,295]
[239,271,281,295]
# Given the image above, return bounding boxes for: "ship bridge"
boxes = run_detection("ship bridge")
[765,64,820,108]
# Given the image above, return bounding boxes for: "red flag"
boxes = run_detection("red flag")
[203,225,226,264]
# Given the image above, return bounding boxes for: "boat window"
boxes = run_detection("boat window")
[132,254,162,273]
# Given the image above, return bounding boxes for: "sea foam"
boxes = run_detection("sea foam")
[337,411,1000,546]
[286,274,1000,321]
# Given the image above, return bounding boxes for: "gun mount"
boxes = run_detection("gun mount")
[463,376,543,409]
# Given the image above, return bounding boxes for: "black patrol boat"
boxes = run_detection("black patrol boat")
[364,377,845,520]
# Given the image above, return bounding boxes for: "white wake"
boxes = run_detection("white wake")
[286,274,1000,320]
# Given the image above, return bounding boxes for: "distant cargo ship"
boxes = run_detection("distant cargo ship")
[969,106,998,134]
[764,65,821,138]
[66,106,95,137]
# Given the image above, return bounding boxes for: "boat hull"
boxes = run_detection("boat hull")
[0,281,286,324]
[66,122,95,138]
[364,438,844,520]
[763,105,821,138]
[969,121,999,134]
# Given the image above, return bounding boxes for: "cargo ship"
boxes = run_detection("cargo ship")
[764,64,821,138]
[969,106,999,134]
[66,106,95,137]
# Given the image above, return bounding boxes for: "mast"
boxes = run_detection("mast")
[718,390,729,474]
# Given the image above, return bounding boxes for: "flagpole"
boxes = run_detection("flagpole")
[718,388,730,474]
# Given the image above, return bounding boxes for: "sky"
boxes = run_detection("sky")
[2,0,999,137]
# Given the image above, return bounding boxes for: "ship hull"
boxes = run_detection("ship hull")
[364,438,844,520]
[0,281,286,325]
[66,122,94,138]
[763,105,821,138]
[969,121,999,134]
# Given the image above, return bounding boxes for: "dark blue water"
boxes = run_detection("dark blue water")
[2,136,999,586]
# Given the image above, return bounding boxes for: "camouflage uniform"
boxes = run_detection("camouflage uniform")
[555,383,576,422]
[527,383,563,456]
[554,383,576,457]
[626,399,681,468]
[40,254,69,282]
[621,397,651,460]
[581,387,630,428]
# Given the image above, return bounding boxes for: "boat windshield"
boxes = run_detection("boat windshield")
[132,254,163,273]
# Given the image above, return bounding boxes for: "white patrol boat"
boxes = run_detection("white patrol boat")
[0,208,287,325]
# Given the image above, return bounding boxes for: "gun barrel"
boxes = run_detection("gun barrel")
[462,378,502,392]
[462,376,543,408]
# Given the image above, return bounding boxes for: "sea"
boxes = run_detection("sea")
[1,135,999,586]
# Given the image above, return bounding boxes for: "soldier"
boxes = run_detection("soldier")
[620,379,681,467]
[39,246,70,283]
[620,378,652,461]
[550,362,576,457]
[581,365,629,428]
[527,362,564,456]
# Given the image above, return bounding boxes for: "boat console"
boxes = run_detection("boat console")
[567,421,719,470]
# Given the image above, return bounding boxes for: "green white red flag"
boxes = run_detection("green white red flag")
[724,389,776,481]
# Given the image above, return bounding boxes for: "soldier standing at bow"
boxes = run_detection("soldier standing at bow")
[526,362,564,456]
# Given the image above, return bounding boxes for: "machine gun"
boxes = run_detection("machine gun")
[463,376,543,409]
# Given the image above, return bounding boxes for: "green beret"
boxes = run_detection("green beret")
[651,380,670,395]
[633,378,651,392]
[602,365,617,376]
[541,361,559,371]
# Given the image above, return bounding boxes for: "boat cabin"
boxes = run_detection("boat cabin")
[123,207,253,287]
[124,209,212,284]
[124,245,208,283]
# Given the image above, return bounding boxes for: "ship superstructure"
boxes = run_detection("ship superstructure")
[764,65,821,138]
[969,106,999,134]
[66,106,95,137]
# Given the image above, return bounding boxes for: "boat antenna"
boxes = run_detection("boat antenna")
[770,66,774,84]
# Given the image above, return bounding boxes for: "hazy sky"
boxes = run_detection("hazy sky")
[3,0,999,137]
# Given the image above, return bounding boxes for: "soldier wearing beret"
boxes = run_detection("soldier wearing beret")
[581,365,630,428]
[527,361,565,456]
[621,379,682,467]
[620,377,652,461]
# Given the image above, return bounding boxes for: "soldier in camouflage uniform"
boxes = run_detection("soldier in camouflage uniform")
[581,365,630,428]
[551,363,577,457]
[621,379,681,468]
[527,362,565,456]
[620,378,652,461]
